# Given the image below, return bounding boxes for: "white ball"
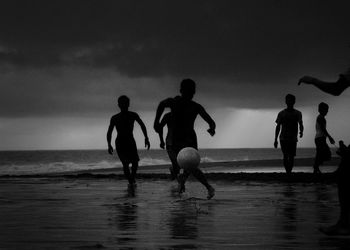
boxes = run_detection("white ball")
[177,147,200,170]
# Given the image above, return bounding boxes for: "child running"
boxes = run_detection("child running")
[107,95,150,189]
[154,79,216,199]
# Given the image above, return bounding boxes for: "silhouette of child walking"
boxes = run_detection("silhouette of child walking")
[107,95,150,189]
[313,102,335,174]
[274,94,304,174]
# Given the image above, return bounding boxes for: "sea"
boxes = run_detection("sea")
[0,148,324,176]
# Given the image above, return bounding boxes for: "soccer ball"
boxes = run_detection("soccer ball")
[177,147,200,170]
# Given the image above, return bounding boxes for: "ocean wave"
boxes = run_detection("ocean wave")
[200,156,220,163]
[0,157,172,175]
[139,157,170,166]
[0,161,123,175]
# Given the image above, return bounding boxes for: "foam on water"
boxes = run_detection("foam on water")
[200,156,217,163]
[139,157,170,166]
[0,161,122,175]
[0,148,321,176]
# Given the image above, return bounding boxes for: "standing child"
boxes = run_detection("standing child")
[313,102,335,174]
[107,95,150,188]
[274,94,304,174]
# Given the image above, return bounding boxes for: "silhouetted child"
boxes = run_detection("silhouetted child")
[107,95,150,189]
[320,140,350,235]
[157,112,179,180]
[154,79,216,199]
[313,102,335,174]
[274,94,304,174]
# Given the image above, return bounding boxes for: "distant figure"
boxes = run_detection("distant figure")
[313,102,335,174]
[107,95,150,189]
[320,140,350,235]
[154,79,216,199]
[157,112,179,180]
[274,94,304,174]
[298,69,350,96]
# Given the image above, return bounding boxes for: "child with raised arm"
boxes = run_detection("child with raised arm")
[107,95,150,189]
[313,102,335,174]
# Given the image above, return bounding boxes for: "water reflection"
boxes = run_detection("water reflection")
[277,184,297,240]
[167,194,200,249]
[314,185,333,223]
[111,189,138,247]
[319,236,350,250]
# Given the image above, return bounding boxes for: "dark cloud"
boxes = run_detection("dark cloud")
[0,67,179,117]
[1,0,349,81]
[1,0,350,118]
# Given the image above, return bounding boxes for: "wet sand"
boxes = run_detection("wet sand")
[0,174,349,249]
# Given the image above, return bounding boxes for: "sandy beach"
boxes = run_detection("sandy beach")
[0,160,349,250]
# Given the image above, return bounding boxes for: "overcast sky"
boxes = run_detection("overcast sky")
[1,0,350,150]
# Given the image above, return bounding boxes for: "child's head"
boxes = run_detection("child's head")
[118,95,130,111]
[285,94,296,108]
[180,79,196,100]
[318,102,329,116]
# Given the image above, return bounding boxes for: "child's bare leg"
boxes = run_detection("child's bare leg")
[288,156,294,173]
[167,149,180,180]
[122,163,132,185]
[283,154,291,174]
[190,168,215,199]
[178,170,190,193]
[130,161,138,184]
[313,158,322,174]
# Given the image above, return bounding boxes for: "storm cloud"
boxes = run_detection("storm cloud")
[1,0,349,76]
[0,0,350,116]
[1,0,350,149]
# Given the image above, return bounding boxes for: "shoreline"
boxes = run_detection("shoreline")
[0,157,340,182]
[0,172,337,183]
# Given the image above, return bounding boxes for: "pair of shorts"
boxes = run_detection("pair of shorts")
[315,137,331,163]
[280,140,297,157]
[115,138,140,165]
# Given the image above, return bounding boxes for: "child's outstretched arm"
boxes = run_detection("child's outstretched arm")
[198,106,216,136]
[136,115,150,150]
[298,76,349,96]
[274,123,281,148]
[298,118,304,138]
[154,98,171,133]
[158,116,168,149]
